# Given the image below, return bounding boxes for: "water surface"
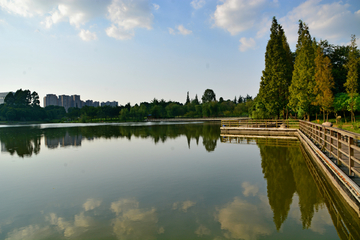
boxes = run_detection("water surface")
[0,122,354,239]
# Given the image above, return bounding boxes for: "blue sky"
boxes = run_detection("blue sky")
[1,0,359,106]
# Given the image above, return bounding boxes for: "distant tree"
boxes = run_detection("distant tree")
[344,35,359,122]
[186,91,190,105]
[233,96,237,104]
[201,89,216,103]
[31,91,40,107]
[191,94,200,105]
[289,21,316,120]
[238,95,243,104]
[14,89,31,106]
[314,45,334,121]
[219,97,224,103]
[4,92,15,105]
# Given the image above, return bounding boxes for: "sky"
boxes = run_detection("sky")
[1,0,360,106]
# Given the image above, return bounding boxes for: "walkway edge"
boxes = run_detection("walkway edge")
[297,129,360,217]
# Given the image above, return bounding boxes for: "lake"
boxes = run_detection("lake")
[0,122,354,239]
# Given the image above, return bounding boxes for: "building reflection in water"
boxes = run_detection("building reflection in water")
[45,132,82,149]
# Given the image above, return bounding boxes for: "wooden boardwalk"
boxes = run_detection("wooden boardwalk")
[221,119,360,216]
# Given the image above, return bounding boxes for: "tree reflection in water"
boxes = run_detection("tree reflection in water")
[258,139,323,231]
[0,123,220,157]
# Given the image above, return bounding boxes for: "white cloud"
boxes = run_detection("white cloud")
[216,196,273,240]
[191,0,205,10]
[106,24,135,40]
[172,200,196,212]
[242,182,259,196]
[83,198,102,211]
[178,25,192,35]
[110,198,161,240]
[169,25,192,35]
[168,27,175,35]
[79,29,97,41]
[212,0,269,35]
[239,37,256,52]
[0,0,110,39]
[106,0,153,40]
[47,212,94,238]
[280,0,360,45]
[5,225,51,240]
[153,3,159,11]
[195,225,211,236]
[0,0,46,17]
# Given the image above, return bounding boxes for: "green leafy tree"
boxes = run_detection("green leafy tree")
[31,91,40,107]
[258,17,293,118]
[289,21,316,120]
[4,92,15,105]
[201,89,216,103]
[314,45,334,122]
[344,35,359,122]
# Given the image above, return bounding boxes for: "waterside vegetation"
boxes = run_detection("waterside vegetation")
[0,89,254,123]
[255,17,359,123]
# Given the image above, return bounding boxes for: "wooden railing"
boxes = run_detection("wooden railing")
[221,119,299,129]
[299,120,360,178]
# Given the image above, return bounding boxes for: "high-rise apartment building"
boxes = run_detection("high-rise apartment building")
[43,93,118,112]
[43,94,59,107]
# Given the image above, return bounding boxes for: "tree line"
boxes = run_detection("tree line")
[0,89,254,122]
[255,17,359,122]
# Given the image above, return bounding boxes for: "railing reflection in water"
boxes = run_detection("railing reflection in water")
[300,144,360,240]
[221,134,360,240]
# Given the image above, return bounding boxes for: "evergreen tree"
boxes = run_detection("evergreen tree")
[314,45,334,122]
[344,35,359,122]
[288,21,316,120]
[258,17,293,118]
[233,96,237,104]
[191,94,200,105]
[186,91,190,105]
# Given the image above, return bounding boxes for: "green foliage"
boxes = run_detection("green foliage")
[344,35,359,122]
[258,17,293,118]
[288,21,316,120]
[314,45,334,121]
[201,89,216,103]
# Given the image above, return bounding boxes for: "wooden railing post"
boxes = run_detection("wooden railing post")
[349,136,354,176]
[330,130,333,156]
[337,132,341,165]
[323,126,326,149]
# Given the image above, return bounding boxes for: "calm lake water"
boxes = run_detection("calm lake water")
[0,122,355,239]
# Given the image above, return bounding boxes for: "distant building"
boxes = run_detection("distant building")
[43,93,117,111]
[72,95,81,108]
[43,94,59,107]
[0,92,10,105]
[85,100,93,107]
[101,101,118,107]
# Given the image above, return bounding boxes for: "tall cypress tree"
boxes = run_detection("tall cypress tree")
[344,35,359,122]
[258,17,293,118]
[288,21,316,120]
[314,45,334,122]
